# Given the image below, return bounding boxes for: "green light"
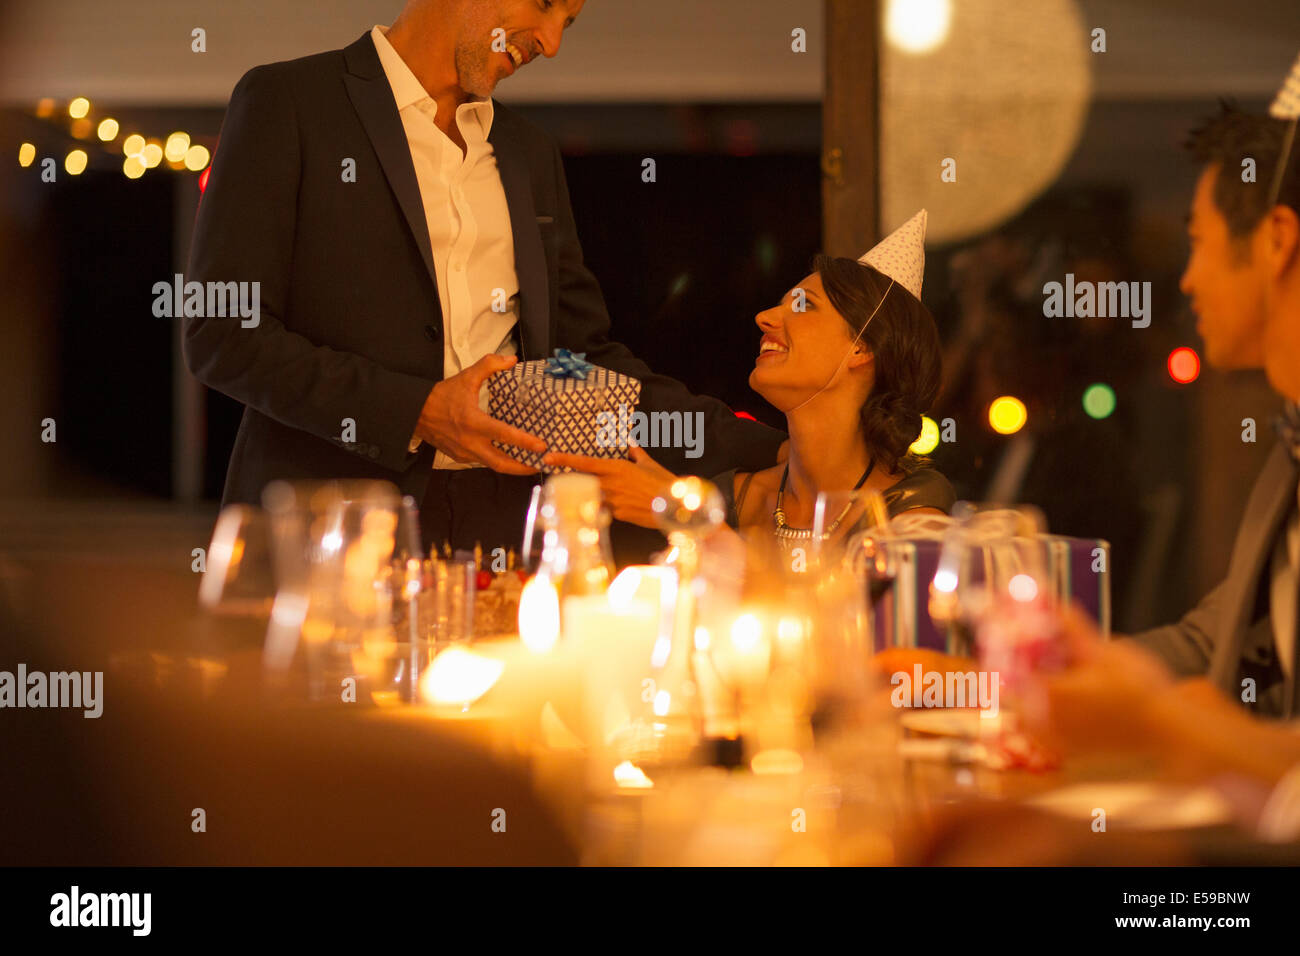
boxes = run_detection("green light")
[1082,383,1116,420]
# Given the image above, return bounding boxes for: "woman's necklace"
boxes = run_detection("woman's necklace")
[772,458,876,541]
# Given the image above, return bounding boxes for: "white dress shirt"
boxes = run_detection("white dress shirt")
[372,25,520,470]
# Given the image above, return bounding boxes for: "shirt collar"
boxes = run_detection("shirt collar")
[371,25,494,133]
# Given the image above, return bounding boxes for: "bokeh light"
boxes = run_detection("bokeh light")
[64,150,88,176]
[123,155,146,180]
[18,143,36,167]
[165,132,191,163]
[70,118,92,139]
[988,396,1028,435]
[141,142,164,168]
[97,118,120,141]
[184,144,211,171]
[35,98,56,119]
[910,415,941,454]
[884,0,952,54]
[1082,383,1116,420]
[1167,347,1201,385]
[68,97,90,119]
[122,134,146,158]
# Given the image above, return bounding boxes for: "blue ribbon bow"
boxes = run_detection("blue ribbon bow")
[544,348,594,380]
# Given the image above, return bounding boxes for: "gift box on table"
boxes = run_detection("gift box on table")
[487,349,642,474]
[873,534,1111,653]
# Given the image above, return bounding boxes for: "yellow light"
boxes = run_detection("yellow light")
[910,415,941,455]
[141,142,163,168]
[613,760,654,789]
[419,646,504,708]
[68,97,90,119]
[884,0,952,54]
[184,144,211,172]
[652,689,671,717]
[776,616,804,649]
[731,613,762,653]
[122,134,146,157]
[18,143,36,167]
[988,396,1028,436]
[35,98,55,119]
[97,118,119,141]
[164,132,191,163]
[123,155,146,179]
[607,566,641,609]
[518,575,560,653]
[70,118,92,139]
[64,150,88,175]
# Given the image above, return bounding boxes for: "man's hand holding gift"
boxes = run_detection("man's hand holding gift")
[414,354,547,475]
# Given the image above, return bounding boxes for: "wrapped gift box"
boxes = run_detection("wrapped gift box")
[487,349,642,474]
[873,534,1111,653]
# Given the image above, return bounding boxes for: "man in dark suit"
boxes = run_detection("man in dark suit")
[1128,103,1300,717]
[184,0,784,558]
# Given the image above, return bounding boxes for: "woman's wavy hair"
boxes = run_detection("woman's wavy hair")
[812,254,942,474]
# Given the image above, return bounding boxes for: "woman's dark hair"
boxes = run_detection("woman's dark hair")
[813,254,942,474]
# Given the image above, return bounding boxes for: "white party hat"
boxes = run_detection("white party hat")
[1270,52,1300,120]
[1267,52,1300,207]
[859,208,927,299]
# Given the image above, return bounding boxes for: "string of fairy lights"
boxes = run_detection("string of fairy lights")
[17,96,212,185]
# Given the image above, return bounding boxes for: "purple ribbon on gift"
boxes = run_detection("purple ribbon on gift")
[543,348,594,380]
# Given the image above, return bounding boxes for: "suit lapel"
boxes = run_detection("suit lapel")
[1210,443,1299,692]
[489,115,550,358]
[342,33,440,293]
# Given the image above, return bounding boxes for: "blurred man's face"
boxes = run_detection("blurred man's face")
[1180,165,1268,370]
[453,0,585,97]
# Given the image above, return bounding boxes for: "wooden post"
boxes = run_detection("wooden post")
[822,0,881,257]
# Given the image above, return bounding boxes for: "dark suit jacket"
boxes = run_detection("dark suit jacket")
[185,31,784,509]
[1131,441,1300,717]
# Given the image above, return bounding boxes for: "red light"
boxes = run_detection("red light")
[198,166,211,193]
[734,410,757,421]
[1167,346,1200,384]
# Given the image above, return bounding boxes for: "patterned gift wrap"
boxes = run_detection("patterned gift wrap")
[872,535,1111,653]
[487,350,642,474]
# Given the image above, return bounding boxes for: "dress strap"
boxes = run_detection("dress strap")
[735,471,759,518]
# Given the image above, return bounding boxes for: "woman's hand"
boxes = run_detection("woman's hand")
[541,443,679,529]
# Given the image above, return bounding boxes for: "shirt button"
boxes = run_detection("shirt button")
[424,323,441,342]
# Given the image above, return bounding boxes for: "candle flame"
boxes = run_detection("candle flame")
[419,646,504,707]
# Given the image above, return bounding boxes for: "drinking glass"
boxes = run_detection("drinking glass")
[262,479,402,701]
[198,504,276,618]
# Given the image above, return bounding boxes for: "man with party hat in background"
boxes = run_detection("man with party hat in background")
[1023,51,1300,795]
[548,208,955,536]
[1118,52,1300,719]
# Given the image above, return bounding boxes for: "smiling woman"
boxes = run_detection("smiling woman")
[550,211,955,540]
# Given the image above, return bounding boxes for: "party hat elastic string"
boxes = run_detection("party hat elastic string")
[788,279,893,415]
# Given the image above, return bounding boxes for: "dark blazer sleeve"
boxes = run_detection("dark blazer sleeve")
[1126,580,1221,677]
[184,65,436,474]
[542,139,786,477]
